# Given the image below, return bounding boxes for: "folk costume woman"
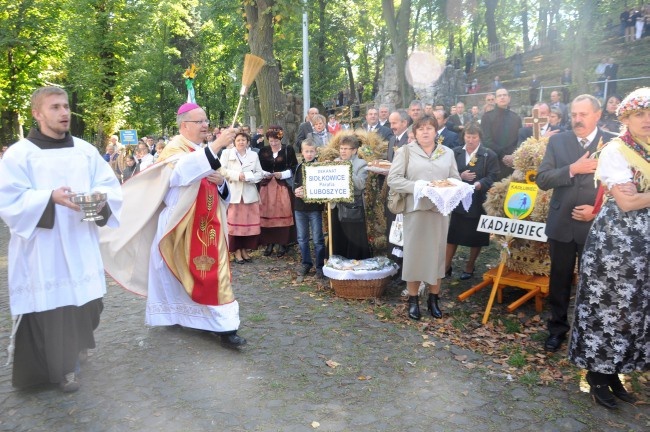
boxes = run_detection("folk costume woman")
[568,88,650,410]
[258,125,298,257]
[219,132,264,263]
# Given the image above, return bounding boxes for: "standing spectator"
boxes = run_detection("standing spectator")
[120,155,137,183]
[134,142,154,173]
[445,123,499,280]
[387,110,410,162]
[568,87,650,409]
[258,126,298,257]
[598,94,623,134]
[469,105,481,123]
[219,132,264,264]
[482,93,496,116]
[536,94,616,353]
[387,116,461,320]
[326,114,342,135]
[491,76,502,91]
[625,8,636,42]
[362,107,393,141]
[447,101,471,134]
[306,114,333,148]
[464,51,474,75]
[433,109,459,149]
[528,74,541,105]
[378,104,391,127]
[330,134,371,260]
[0,86,122,392]
[293,139,326,280]
[603,58,619,99]
[295,107,319,153]
[251,125,265,151]
[549,90,569,127]
[480,88,522,179]
[407,100,424,124]
[620,8,630,39]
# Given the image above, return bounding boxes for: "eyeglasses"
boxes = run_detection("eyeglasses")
[183,119,210,125]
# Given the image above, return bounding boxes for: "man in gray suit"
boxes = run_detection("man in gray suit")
[536,94,616,353]
[386,109,409,161]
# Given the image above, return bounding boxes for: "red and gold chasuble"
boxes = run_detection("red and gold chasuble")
[157,137,233,306]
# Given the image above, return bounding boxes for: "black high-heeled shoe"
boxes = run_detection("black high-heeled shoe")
[407,296,421,320]
[586,372,618,410]
[427,293,443,319]
[609,374,638,404]
[263,244,274,256]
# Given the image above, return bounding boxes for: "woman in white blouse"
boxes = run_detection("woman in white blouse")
[219,132,264,263]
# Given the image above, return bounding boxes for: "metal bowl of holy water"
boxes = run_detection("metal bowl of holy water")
[70,192,107,221]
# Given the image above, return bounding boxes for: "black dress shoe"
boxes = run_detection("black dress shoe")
[221,334,247,348]
[609,375,638,404]
[586,372,617,410]
[276,245,288,257]
[407,296,421,320]
[427,293,443,319]
[459,270,474,280]
[544,334,565,352]
[443,266,452,279]
[263,244,274,256]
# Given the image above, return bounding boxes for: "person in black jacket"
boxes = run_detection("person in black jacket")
[293,139,326,279]
[481,88,522,180]
[444,123,499,280]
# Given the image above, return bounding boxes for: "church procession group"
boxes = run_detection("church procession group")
[0,82,648,413]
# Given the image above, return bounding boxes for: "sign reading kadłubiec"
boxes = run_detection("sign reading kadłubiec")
[477,182,547,242]
[302,161,353,203]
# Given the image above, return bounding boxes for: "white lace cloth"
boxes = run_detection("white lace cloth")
[413,178,474,216]
[323,256,398,281]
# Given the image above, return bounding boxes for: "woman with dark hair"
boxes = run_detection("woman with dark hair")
[568,87,650,410]
[598,94,623,133]
[219,131,264,263]
[444,122,499,280]
[330,133,371,260]
[258,125,298,257]
[387,116,461,320]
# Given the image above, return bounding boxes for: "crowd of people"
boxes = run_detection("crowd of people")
[1,81,647,413]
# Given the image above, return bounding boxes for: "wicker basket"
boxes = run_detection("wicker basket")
[329,277,389,299]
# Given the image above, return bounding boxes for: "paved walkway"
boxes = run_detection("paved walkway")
[0,222,647,431]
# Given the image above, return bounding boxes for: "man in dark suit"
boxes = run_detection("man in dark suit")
[549,90,568,128]
[433,109,460,149]
[386,109,409,161]
[447,102,471,134]
[362,107,393,141]
[536,94,616,353]
[481,88,522,180]
[295,107,319,152]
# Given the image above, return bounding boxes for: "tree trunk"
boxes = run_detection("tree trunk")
[572,0,597,94]
[521,0,530,51]
[538,0,549,47]
[382,0,412,108]
[244,1,285,130]
[344,50,356,105]
[484,0,499,49]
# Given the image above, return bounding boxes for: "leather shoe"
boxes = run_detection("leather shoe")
[609,375,638,404]
[544,334,565,352]
[427,293,443,319]
[586,373,617,410]
[443,266,452,279]
[459,270,474,280]
[276,245,288,257]
[221,334,247,348]
[263,244,274,256]
[407,296,421,320]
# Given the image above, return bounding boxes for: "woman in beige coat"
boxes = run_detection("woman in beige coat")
[387,116,461,320]
[219,132,264,263]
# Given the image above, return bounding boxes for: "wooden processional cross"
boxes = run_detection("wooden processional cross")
[523,108,549,140]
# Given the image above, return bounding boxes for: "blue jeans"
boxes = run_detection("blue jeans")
[295,210,325,269]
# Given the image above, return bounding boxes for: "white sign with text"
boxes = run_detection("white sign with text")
[477,215,547,242]
[303,163,352,202]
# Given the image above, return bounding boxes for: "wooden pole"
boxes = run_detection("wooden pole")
[327,202,333,257]
[482,256,506,324]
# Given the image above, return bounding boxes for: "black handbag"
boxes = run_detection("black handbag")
[337,195,364,222]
